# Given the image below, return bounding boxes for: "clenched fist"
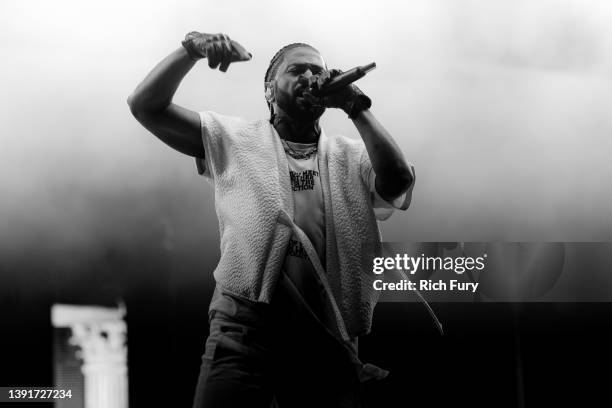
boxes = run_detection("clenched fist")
[182,32,252,72]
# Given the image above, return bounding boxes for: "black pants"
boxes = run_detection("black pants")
[192,274,363,408]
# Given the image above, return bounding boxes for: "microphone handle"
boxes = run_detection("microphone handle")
[312,62,376,96]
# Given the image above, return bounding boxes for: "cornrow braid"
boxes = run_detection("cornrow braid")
[264,43,319,123]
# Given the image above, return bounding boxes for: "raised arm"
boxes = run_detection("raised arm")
[128,47,201,156]
[127,33,251,157]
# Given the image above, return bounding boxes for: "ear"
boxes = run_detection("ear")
[265,81,276,103]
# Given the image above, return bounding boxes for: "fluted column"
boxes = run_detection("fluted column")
[52,304,128,408]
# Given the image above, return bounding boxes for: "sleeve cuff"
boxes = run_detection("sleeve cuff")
[194,111,213,179]
[370,164,415,221]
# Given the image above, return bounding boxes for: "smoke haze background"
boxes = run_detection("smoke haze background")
[3,4,612,406]
[1,0,612,287]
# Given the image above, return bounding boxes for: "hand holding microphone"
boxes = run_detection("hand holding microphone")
[302,63,375,118]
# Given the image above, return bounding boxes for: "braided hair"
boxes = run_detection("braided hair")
[264,43,319,123]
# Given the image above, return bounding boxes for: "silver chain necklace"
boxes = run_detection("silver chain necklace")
[281,139,318,160]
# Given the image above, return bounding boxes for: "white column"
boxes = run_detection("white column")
[52,304,129,408]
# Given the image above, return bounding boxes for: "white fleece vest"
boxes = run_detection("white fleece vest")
[196,111,409,338]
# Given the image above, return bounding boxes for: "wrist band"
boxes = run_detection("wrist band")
[346,94,372,119]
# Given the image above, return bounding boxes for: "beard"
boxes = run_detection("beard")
[275,90,325,123]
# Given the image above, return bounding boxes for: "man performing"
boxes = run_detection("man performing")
[128,32,415,407]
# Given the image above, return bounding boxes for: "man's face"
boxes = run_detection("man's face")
[272,47,327,122]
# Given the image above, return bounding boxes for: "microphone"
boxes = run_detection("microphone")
[309,62,376,97]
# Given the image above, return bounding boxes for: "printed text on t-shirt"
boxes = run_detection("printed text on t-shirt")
[290,170,319,191]
[287,239,309,259]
